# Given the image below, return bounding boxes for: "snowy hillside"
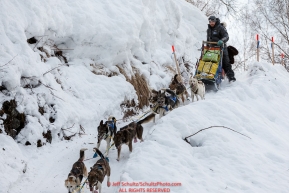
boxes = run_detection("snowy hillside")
[0,0,206,143]
[122,62,289,193]
[1,0,289,193]
[3,62,289,193]
[0,0,207,192]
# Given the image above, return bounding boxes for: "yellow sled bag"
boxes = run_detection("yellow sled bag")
[197,60,218,76]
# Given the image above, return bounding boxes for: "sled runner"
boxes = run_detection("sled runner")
[195,41,224,90]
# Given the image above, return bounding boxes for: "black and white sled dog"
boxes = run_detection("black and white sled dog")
[65,148,88,193]
[97,116,117,156]
[148,88,180,120]
[189,76,205,102]
[156,89,180,118]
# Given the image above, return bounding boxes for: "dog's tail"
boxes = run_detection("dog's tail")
[93,147,105,160]
[137,113,155,125]
[79,148,88,161]
[174,74,179,83]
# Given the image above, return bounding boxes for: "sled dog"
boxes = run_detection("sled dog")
[97,117,117,156]
[65,148,88,193]
[189,76,205,102]
[113,114,154,161]
[88,148,111,193]
[169,74,190,104]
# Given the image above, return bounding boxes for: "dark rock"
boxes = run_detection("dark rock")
[25,141,31,146]
[27,37,37,44]
[1,100,26,139]
[43,130,52,143]
[49,117,55,123]
[39,106,45,115]
[37,139,42,147]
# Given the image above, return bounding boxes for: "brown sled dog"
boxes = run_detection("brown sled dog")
[113,114,154,161]
[65,148,88,193]
[88,148,111,193]
[169,74,190,104]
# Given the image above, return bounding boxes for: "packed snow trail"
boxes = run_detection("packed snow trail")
[6,120,156,193]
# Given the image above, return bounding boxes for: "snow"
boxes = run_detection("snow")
[121,62,289,193]
[3,62,289,193]
[1,0,289,193]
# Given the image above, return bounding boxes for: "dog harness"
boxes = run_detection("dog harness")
[193,88,198,94]
[106,120,116,138]
[151,104,159,114]
[190,83,199,94]
[106,121,115,132]
[161,105,169,111]
[169,96,177,103]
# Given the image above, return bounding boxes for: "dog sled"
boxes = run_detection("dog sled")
[195,41,224,90]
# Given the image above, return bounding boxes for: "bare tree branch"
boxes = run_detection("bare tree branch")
[43,64,66,76]
[183,126,251,144]
[0,55,18,68]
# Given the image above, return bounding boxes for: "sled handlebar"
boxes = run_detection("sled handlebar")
[202,41,224,48]
[203,41,218,45]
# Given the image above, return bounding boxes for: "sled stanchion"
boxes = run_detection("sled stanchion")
[172,45,183,83]
[256,34,260,62]
[271,36,275,65]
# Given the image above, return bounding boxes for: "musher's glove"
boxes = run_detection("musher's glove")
[217,40,224,46]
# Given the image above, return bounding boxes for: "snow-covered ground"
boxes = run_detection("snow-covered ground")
[121,62,289,193]
[1,0,289,193]
[3,62,289,193]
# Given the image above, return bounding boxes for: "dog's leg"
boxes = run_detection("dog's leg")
[191,92,194,102]
[97,181,102,193]
[203,85,206,100]
[117,146,121,161]
[107,165,111,187]
[105,137,110,156]
[137,124,144,142]
[84,166,88,177]
[158,112,162,119]
[97,139,101,149]
[129,141,133,152]
[107,176,111,187]
[185,90,190,99]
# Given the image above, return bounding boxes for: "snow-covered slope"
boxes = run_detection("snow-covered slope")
[121,62,289,193]
[4,62,289,193]
[0,0,207,192]
[0,0,206,144]
[2,0,289,193]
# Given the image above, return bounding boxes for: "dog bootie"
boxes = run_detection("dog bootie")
[105,157,110,163]
[93,152,98,158]
[134,138,137,143]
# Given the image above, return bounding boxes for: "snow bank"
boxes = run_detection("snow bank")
[0,0,206,88]
[0,135,26,192]
[121,62,289,193]
[0,0,207,192]
[0,0,206,144]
